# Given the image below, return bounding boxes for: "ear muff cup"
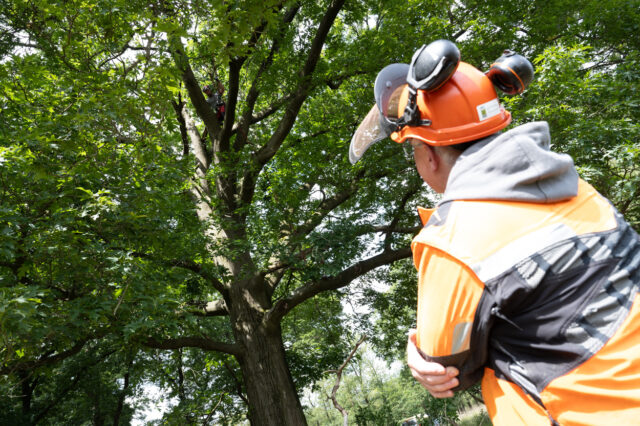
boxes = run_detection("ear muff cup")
[486,50,534,95]
[410,39,461,92]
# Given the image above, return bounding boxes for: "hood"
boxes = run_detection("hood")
[441,122,578,204]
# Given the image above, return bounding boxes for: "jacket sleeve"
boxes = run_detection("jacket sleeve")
[414,242,487,390]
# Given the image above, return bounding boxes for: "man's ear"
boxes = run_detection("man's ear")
[424,145,440,172]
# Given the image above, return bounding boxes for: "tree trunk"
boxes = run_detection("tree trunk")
[113,356,133,426]
[18,370,33,422]
[229,283,307,425]
[236,324,306,425]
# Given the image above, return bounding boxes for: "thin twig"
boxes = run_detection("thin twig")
[202,392,226,426]
[327,335,367,426]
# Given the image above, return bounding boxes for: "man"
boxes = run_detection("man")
[202,79,225,121]
[349,40,640,425]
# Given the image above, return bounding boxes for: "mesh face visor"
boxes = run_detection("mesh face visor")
[349,63,409,164]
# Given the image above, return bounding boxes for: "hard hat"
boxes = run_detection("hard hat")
[349,40,532,164]
[390,61,511,146]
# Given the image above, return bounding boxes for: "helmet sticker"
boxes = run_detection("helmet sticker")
[477,99,501,122]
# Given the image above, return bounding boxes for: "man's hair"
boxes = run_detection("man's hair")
[448,130,502,153]
[448,139,479,153]
[433,145,462,167]
[434,132,497,166]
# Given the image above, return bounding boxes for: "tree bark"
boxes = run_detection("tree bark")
[229,282,307,425]
[18,370,33,421]
[112,356,133,426]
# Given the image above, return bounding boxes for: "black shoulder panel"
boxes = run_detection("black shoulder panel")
[476,214,640,403]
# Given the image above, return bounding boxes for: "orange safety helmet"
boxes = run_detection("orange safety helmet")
[390,61,511,146]
[349,40,533,164]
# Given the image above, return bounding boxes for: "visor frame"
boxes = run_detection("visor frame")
[348,63,411,164]
[374,63,410,121]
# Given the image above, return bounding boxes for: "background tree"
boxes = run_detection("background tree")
[1,0,638,424]
[303,343,481,426]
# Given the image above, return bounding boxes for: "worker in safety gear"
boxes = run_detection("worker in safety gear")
[349,39,640,425]
[203,79,226,121]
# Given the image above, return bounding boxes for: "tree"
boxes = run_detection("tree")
[1,0,639,424]
[1,0,422,422]
[303,343,479,426]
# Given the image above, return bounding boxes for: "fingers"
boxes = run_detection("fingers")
[407,329,459,398]
[410,366,459,395]
[430,388,456,398]
[407,330,447,375]
[410,374,459,398]
[417,373,459,398]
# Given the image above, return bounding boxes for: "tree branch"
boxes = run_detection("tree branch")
[143,336,241,356]
[172,66,211,173]
[291,167,395,241]
[95,28,149,69]
[112,353,135,426]
[171,96,190,157]
[265,220,419,285]
[224,360,249,405]
[234,4,301,152]
[254,0,346,167]
[266,246,412,324]
[235,0,346,213]
[203,392,226,426]
[0,328,109,375]
[327,335,367,426]
[618,180,640,216]
[126,251,227,295]
[218,4,279,152]
[239,126,331,208]
[166,30,221,159]
[248,93,295,124]
[325,70,367,90]
[187,299,229,317]
[32,348,118,424]
[384,182,421,250]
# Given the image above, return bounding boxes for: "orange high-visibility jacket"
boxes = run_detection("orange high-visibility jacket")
[412,122,640,425]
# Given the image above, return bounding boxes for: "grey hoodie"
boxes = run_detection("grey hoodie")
[442,121,579,204]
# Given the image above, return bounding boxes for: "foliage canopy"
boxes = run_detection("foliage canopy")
[1,0,638,423]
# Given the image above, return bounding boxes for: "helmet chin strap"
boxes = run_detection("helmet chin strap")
[397,86,432,131]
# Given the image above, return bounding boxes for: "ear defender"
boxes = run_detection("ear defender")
[400,40,461,127]
[486,50,534,95]
[409,39,461,92]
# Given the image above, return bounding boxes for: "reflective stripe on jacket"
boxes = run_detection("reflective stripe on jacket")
[412,179,640,425]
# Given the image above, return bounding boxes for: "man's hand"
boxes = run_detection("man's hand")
[407,329,459,398]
